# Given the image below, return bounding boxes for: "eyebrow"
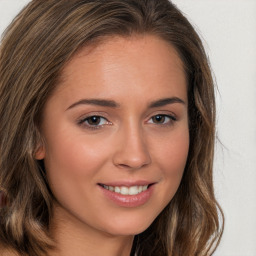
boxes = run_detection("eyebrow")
[148,97,186,108]
[67,99,120,110]
[66,97,185,111]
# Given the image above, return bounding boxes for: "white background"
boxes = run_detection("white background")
[0,1,256,255]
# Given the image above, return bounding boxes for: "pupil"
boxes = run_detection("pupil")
[88,116,100,125]
[154,115,164,123]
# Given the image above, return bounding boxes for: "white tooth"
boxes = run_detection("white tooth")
[115,187,121,193]
[142,185,148,191]
[120,186,129,195]
[103,185,108,189]
[112,185,148,194]
[129,186,139,195]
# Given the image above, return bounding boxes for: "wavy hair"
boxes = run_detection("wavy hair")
[0,0,223,255]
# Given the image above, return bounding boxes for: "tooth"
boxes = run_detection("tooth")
[142,185,148,191]
[105,185,149,194]
[129,186,139,195]
[115,187,121,193]
[120,186,129,195]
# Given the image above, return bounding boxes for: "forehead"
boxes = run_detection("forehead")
[53,34,187,104]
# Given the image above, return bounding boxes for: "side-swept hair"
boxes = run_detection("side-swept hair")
[0,0,223,255]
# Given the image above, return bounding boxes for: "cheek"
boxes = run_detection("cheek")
[43,131,110,193]
[166,134,189,172]
[154,127,189,190]
[45,127,107,165]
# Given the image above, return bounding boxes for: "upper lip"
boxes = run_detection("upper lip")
[98,180,156,187]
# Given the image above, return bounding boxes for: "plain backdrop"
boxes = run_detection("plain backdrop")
[0,1,256,256]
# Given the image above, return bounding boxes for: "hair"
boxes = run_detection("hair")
[0,0,224,255]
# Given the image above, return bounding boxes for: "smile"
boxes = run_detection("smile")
[99,184,149,195]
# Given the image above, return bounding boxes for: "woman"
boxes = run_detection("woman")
[0,0,224,255]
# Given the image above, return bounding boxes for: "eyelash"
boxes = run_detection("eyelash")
[147,114,177,126]
[78,115,111,130]
[78,114,177,130]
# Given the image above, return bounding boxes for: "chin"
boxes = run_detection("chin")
[100,213,156,236]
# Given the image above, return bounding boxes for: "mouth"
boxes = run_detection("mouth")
[98,183,153,196]
[98,182,155,207]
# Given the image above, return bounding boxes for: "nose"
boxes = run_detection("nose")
[112,124,151,170]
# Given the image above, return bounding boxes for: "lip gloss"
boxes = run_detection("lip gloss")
[99,184,154,207]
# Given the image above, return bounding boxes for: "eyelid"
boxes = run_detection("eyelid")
[146,113,177,125]
[77,113,112,130]
[76,111,109,122]
[76,111,178,130]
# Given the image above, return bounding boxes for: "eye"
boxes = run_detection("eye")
[79,115,110,128]
[148,114,176,125]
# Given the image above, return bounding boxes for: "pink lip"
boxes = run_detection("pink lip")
[98,183,155,208]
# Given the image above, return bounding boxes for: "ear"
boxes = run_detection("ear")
[34,143,45,160]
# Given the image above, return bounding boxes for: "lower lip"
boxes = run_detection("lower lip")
[99,185,154,208]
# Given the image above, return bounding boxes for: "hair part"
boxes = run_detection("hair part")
[0,0,223,255]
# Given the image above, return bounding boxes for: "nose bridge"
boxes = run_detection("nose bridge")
[113,119,151,169]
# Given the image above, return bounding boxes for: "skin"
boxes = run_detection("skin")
[36,35,189,256]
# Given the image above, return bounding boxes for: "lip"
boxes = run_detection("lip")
[98,182,155,208]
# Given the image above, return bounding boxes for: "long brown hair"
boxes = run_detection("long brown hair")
[0,0,223,255]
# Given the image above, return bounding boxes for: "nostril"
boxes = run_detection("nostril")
[116,162,150,170]
[118,163,132,168]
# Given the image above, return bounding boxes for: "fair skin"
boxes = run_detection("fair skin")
[36,35,189,256]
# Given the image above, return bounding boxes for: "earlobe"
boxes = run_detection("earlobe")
[34,144,45,160]
[33,128,46,160]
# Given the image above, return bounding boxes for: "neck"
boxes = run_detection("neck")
[48,204,134,256]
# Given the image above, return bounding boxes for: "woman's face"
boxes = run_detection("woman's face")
[36,35,189,236]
